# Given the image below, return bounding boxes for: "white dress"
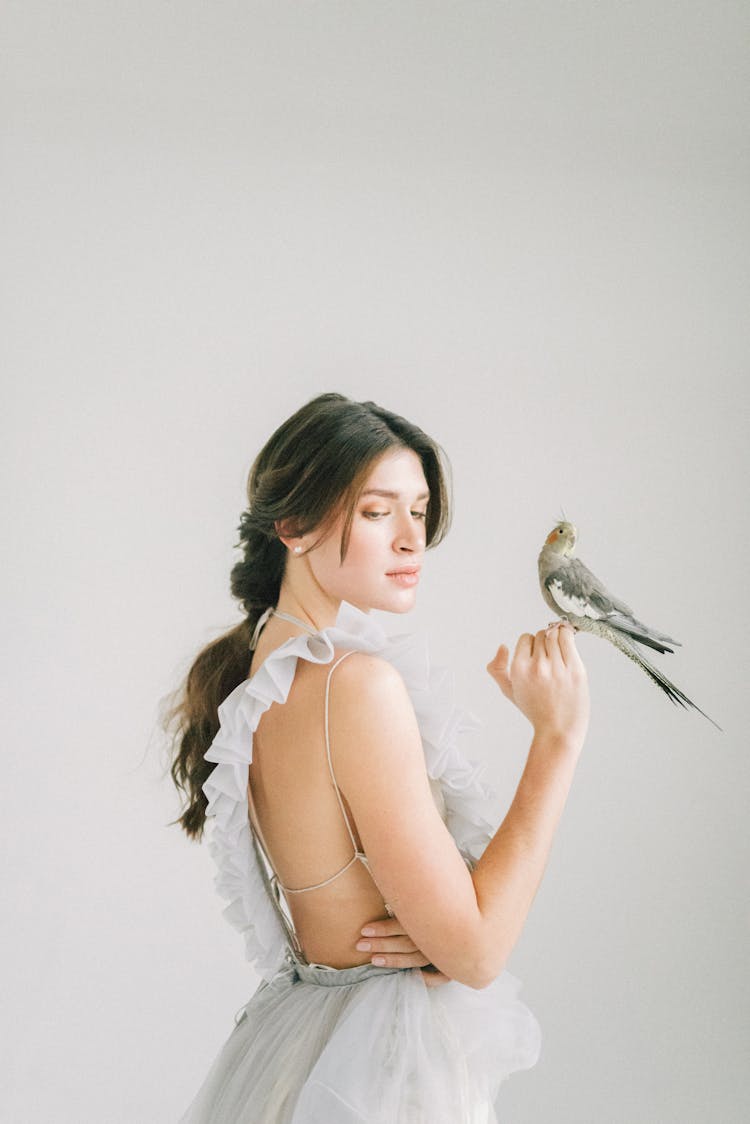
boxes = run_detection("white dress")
[178,601,541,1122]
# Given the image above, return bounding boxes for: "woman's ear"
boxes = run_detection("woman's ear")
[274,518,299,547]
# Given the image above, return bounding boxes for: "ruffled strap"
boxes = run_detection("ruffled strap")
[202,601,496,980]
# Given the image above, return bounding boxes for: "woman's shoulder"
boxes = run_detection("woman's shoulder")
[322,648,419,769]
[285,645,408,729]
[279,649,408,748]
[325,646,407,695]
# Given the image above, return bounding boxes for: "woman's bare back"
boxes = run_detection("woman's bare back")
[246,651,393,968]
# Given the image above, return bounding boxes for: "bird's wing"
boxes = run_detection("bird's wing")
[544,558,634,619]
[605,611,681,649]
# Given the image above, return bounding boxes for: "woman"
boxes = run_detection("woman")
[167,392,589,1122]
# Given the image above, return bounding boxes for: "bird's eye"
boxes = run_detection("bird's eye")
[557,528,563,534]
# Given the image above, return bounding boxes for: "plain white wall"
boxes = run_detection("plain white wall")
[3,2,748,1121]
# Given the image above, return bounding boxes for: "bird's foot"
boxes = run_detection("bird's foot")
[546,619,578,633]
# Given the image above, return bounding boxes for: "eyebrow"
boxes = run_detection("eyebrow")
[360,489,430,501]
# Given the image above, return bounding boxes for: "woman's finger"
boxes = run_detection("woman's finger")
[513,633,534,664]
[533,628,551,660]
[360,917,406,939]
[368,951,431,969]
[486,644,512,698]
[557,622,580,668]
[356,935,418,955]
[544,622,566,666]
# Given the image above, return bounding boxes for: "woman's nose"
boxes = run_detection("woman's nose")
[394,514,424,552]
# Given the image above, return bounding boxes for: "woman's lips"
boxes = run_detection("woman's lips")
[386,570,420,587]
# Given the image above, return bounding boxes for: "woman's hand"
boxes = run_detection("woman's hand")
[356,916,451,988]
[486,622,590,750]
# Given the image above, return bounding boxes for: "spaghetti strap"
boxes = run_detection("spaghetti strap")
[246,764,361,899]
[245,642,392,919]
[322,650,367,860]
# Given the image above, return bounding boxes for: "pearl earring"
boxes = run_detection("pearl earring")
[293,545,302,554]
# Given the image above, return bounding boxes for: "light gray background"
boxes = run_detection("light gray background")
[3,2,748,1121]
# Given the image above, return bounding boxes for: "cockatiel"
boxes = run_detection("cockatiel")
[538,521,721,730]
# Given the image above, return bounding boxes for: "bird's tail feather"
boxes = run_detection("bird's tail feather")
[612,632,722,731]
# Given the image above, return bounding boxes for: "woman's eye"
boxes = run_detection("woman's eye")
[361,509,427,521]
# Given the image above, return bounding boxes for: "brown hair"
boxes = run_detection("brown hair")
[164,392,452,840]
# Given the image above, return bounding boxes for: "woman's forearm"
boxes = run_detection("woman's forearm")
[355,625,588,987]
[469,735,581,987]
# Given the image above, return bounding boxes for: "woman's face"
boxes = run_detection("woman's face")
[305,447,429,614]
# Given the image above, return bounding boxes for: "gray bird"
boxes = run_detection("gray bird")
[538,521,721,730]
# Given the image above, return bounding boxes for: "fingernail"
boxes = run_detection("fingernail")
[372,956,386,966]
[356,941,371,951]
[361,927,375,936]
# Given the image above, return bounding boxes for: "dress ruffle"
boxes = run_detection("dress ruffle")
[194,601,541,1119]
[202,600,499,982]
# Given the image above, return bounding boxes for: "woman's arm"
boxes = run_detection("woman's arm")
[330,622,588,990]
[351,915,451,987]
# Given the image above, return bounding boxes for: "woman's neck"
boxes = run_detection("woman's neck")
[274,567,369,633]
[273,595,339,635]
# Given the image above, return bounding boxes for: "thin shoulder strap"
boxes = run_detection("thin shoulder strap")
[323,651,395,919]
[324,650,364,856]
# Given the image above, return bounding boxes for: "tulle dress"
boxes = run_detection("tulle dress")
[178,601,541,1123]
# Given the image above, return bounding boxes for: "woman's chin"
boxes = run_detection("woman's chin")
[344,587,419,616]
[390,599,417,614]
[377,591,419,615]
